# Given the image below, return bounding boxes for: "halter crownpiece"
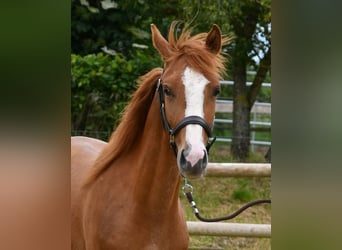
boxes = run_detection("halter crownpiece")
[156,78,217,156]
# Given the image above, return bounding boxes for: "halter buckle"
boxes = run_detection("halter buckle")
[206,136,217,152]
[169,134,175,144]
[182,183,193,195]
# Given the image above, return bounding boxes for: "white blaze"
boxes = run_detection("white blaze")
[181,67,209,166]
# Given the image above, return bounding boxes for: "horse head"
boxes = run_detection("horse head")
[151,23,226,179]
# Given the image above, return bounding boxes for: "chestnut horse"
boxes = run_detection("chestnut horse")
[71,23,228,249]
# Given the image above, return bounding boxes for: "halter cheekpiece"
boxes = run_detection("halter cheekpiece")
[156,78,216,156]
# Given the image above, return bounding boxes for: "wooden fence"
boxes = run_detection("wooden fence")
[186,163,271,238]
[206,163,271,177]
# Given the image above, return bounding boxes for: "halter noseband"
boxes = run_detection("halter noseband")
[156,78,216,156]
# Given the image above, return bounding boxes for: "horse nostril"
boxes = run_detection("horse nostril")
[202,149,208,168]
[179,147,207,167]
[177,147,208,178]
[203,150,208,162]
[179,149,187,166]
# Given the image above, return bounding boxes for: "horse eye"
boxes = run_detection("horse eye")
[213,88,220,97]
[164,86,174,97]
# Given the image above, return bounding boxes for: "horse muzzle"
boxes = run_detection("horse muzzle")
[177,145,208,179]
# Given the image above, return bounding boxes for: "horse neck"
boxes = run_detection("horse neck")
[130,93,181,211]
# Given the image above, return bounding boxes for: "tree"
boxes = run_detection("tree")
[228,0,271,160]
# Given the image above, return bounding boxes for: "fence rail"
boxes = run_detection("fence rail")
[219,80,271,88]
[206,163,271,177]
[187,221,271,238]
[215,100,271,114]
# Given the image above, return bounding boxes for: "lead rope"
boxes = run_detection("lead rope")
[182,179,271,222]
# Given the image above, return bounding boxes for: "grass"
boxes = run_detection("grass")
[179,145,271,249]
[210,143,270,163]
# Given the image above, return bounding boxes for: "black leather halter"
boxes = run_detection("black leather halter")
[156,78,216,156]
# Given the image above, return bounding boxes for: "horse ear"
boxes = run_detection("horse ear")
[205,24,222,54]
[151,24,172,60]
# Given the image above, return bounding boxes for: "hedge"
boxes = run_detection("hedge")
[71,51,161,139]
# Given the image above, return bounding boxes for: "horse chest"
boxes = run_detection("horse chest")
[83,187,188,249]
[89,220,188,250]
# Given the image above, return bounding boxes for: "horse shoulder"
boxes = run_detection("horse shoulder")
[71,136,107,177]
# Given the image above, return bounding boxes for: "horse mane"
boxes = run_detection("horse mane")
[84,68,163,186]
[166,22,231,81]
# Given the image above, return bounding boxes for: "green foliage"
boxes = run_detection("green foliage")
[71,50,161,139]
[71,0,181,56]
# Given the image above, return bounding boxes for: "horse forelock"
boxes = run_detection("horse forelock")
[166,22,230,81]
[83,68,163,186]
